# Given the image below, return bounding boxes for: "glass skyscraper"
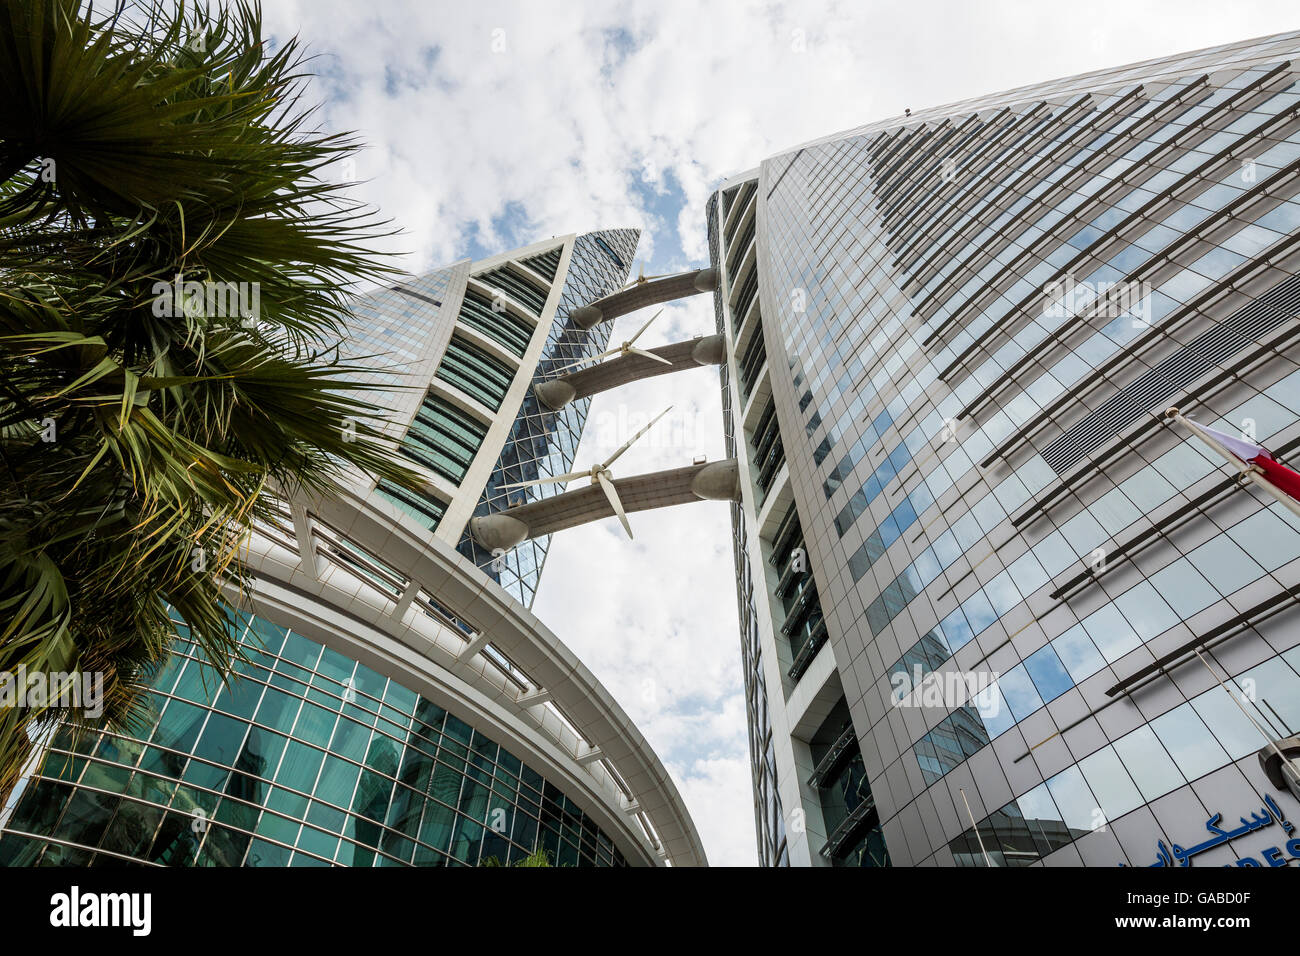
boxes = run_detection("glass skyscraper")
[711,31,1300,866]
[0,231,707,868]
[456,229,641,607]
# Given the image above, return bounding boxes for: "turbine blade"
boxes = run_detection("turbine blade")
[554,349,614,374]
[602,405,672,468]
[498,471,584,490]
[628,309,663,346]
[628,347,673,367]
[596,470,633,539]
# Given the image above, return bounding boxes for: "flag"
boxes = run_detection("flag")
[1183,418,1300,506]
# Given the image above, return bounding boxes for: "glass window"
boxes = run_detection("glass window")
[1112,725,1184,802]
[192,713,248,767]
[1090,488,1141,534]
[1149,558,1217,618]
[976,682,1016,738]
[1190,689,1264,761]
[963,590,998,636]
[1226,509,1300,572]
[1112,468,1175,512]
[1081,603,1141,663]
[1044,765,1100,835]
[1150,702,1230,782]
[940,607,975,651]
[1016,782,1074,855]
[1052,624,1106,683]
[985,571,1022,617]
[1078,746,1144,822]
[1218,394,1293,444]
[997,664,1044,723]
[1008,551,1049,597]
[1153,441,1214,487]
[277,741,325,793]
[1024,644,1074,703]
[1235,656,1300,740]
[1034,531,1077,576]
[1114,581,1178,642]
[1186,533,1264,597]
[1059,509,1107,556]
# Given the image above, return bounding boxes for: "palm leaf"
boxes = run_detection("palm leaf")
[0,0,424,800]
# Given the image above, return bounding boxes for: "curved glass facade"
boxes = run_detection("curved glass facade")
[717,33,1300,866]
[0,611,627,867]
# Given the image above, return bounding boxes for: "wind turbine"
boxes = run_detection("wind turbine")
[553,309,672,374]
[498,406,673,539]
[621,260,671,290]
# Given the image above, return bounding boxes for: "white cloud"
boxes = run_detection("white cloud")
[256,0,1300,867]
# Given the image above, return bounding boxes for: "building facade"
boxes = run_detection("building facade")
[711,32,1300,866]
[0,231,706,868]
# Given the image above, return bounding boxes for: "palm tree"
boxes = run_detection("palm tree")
[0,0,420,799]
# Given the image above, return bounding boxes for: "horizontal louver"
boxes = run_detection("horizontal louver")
[1042,274,1300,473]
[436,335,515,411]
[401,392,488,484]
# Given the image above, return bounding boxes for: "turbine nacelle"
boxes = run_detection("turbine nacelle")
[622,260,671,291]
[552,309,669,376]
[495,406,673,540]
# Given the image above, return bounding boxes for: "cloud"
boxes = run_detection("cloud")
[256,0,1300,867]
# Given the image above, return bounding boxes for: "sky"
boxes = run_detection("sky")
[258,0,1300,866]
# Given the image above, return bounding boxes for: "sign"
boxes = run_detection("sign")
[1123,793,1298,867]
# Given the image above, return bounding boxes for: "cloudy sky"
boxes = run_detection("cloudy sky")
[259,0,1298,865]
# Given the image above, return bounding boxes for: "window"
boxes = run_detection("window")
[1113,581,1178,641]
[1227,508,1300,572]
[1053,624,1106,683]
[435,335,515,411]
[1081,603,1140,663]
[401,393,489,484]
[457,288,534,357]
[1150,702,1230,782]
[1112,725,1183,802]
[1078,746,1143,822]
[1148,558,1217,618]
[1024,644,1074,703]
[1186,534,1264,598]
[997,664,1045,722]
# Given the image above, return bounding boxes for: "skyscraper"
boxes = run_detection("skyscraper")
[710,31,1300,867]
[0,231,707,868]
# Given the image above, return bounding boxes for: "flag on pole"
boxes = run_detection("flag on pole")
[1167,409,1300,513]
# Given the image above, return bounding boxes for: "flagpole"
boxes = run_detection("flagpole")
[1165,407,1300,522]
[959,788,994,867]
[1193,649,1300,795]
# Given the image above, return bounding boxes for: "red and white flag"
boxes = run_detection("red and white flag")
[1181,417,1300,506]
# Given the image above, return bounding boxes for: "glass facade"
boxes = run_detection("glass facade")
[0,611,628,867]
[400,390,489,485]
[708,192,789,866]
[458,229,640,607]
[457,287,535,358]
[435,334,516,412]
[715,34,1300,866]
[340,266,458,398]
